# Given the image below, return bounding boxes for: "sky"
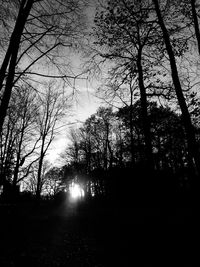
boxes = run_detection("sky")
[46,89,101,165]
[46,60,104,165]
[45,1,102,166]
[46,65,102,167]
[50,92,102,166]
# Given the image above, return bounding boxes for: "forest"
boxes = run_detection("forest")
[1,1,199,266]
[0,0,199,207]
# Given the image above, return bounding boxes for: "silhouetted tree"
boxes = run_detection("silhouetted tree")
[24,160,51,196]
[35,82,68,201]
[190,0,200,54]
[0,85,40,191]
[0,0,88,134]
[117,101,146,164]
[153,0,200,179]
[63,102,192,199]
[65,127,83,166]
[42,166,63,197]
[91,0,178,169]
[11,86,39,187]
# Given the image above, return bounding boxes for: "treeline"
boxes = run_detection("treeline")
[62,102,198,205]
[0,0,88,201]
[66,103,188,174]
[1,0,200,204]
[0,84,68,201]
[81,0,200,202]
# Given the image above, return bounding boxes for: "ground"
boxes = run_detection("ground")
[0,198,196,266]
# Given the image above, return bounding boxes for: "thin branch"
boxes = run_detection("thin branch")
[15,71,87,80]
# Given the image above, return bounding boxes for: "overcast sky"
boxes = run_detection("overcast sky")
[46,88,101,165]
[45,1,103,165]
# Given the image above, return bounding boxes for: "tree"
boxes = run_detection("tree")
[186,0,200,55]
[98,74,139,165]
[24,160,51,196]
[35,82,68,200]
[0,84,44,194]
[65,107,115,171]
[97,107,115,169]
[0,115,15,187]
[11,86,39,187]
[62,102,192,199]
[148,102,187,172]
[117,101,145,165]
[0,0,88,134]
[91,0,172,169]
[65,127,83,166]
[153,0,200,179]
[42,166,63,197]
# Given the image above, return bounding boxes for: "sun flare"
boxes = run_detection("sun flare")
[69,183,85,199]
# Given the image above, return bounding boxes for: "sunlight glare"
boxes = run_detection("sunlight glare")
[69,183,85,199]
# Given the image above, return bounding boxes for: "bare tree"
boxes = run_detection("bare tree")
[35,82,68,200]
[0,85,40,190]
[24,160,51,196]
[90,0,165,169]
[0,0,88,133]
[11,86,40,187]
[153,0,200,178]
[190,0,200,55]
[43,166,63,197]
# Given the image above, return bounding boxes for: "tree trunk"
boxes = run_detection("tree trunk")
[0,0,28,92]
[191,0,200,56]
[104,127,109,170]
[153,0,200,179]
[129,88,135,165]
[36,137,45,201]
[137,49,154,170]
[0,0,34,134]
[13,152,20,187]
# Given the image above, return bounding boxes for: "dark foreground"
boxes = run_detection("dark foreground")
[0,198,196,267]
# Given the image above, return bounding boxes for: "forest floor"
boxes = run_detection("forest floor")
[0,198,196,267]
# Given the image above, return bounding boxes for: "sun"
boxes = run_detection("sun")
[69,183,85,199]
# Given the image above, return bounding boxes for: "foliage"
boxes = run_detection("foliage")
[65,103,188,174]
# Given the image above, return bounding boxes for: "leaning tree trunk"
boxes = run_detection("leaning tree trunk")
[0,0,28,92]
[0,0,34,134]
[153,0,200,179]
